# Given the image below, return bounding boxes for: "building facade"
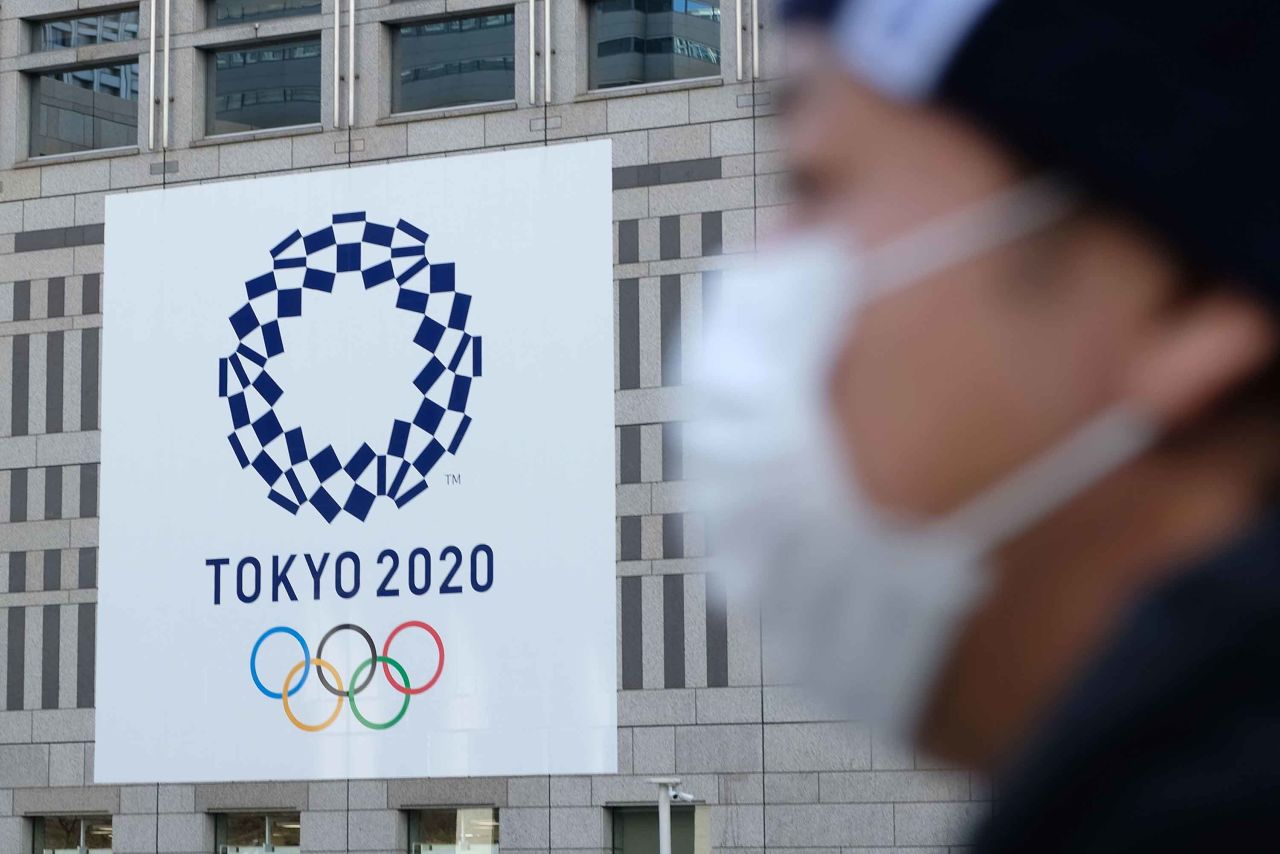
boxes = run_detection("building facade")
[0,0,988,851]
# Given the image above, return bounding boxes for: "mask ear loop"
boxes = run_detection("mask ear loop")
[860,174,1078,300]
[851,176,1161,546]
[934,405,1161,547]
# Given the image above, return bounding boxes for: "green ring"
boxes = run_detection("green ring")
[347,656,412,730]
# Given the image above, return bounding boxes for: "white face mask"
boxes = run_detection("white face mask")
[691,177,1160,739]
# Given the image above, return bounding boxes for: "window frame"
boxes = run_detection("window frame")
[29,812,114,854]
[211,808,303,852]
[200,33,326,139]
[608,803,711,854]
[27,5,142,53]
[404,804,501,852]
[386,5,520,118]
[579,0,727,94]
[205,0,325,29]
[15,6,145,164]
[24,56,144,161]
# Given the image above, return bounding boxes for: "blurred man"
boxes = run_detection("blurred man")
[694,0,1280,848]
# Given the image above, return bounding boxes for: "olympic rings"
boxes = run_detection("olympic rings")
[315,623,377,697]
[249,621,445,732]
[382,620,446,695]
[348,656,412,730]
[282,658,344,732]
[250,626,310,699]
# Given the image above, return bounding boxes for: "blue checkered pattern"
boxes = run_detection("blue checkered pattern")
[219,213,482,522]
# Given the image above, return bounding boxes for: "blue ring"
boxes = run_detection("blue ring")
[250,626,311,699]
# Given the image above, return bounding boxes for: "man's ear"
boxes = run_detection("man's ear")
[1126,288,1277,425]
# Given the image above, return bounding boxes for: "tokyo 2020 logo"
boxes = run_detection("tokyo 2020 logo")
[218,212,481,523]
[249,621,445,732]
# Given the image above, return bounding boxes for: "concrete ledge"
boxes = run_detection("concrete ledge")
[194,781,308,812]
[13,784,119,816]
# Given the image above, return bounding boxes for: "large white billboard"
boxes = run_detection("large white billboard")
[96,142,617,783]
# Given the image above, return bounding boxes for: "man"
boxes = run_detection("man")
[695,0,1280,848]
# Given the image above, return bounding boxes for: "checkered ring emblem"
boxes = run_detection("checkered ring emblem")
[217,212,482,523]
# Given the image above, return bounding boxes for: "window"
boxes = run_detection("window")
[31,814,113,853]
[207,38,322,135]
[213,811,301,853]
[34,9,140,51]
[611,806,708,854]
[392,11,516,113]
[407,807,499,853]
[210,0,322,26]
[589,0,721,89]
[29,62,140,157]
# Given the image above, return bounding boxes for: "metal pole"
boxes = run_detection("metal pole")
[648,777,682,854]
[543,0,551,104]
[528,0,536,104]
[148,0,157,148]
[347,0,355,126]
[751,0,760,79]
[735,0,743,81]
[658,783,672,854]
[332,0,341,126]
[161,0,171,148]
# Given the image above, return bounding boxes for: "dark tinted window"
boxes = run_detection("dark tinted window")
[214,811,302,850]
[611,806,697,854]
[30,62,140,157]
[31,814,113,852]
[407,807,500,849]
[590,0,721,89]
[210,0,322,26]
[35,9,140,51]
[207,38,322,134]
[393,11,516,113]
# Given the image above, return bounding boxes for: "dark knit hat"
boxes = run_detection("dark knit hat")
[781,0,1280,310]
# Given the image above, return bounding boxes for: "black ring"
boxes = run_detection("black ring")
[315,623,377,696]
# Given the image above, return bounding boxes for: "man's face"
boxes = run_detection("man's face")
[774,37,1280,766]
[780,39,1174,519]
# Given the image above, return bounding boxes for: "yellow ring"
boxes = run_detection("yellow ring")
[281,657,344,732]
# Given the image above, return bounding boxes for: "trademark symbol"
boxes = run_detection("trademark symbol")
[445,473,462,485]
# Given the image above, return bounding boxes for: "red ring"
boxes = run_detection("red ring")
[381,620,445,695]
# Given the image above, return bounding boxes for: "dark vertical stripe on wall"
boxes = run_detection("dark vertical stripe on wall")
[702,211,723,256]
[82,274,101,315]
[81,327,99,431]
[662,422,683,481]
[80,464,98,518]
[663,513,685,559]
[46,331,64,434]
[706,573,730,687]
[44,466,62,521]
[620,516,642,561]
[10,469,28,522]
[618,279,640,390]
[6,608,25,710]
[702,269,722,329]
[42,550,60,591]
[78,547,97,588]
[663,574,686,689]
[660,275,682,386]
[660,216,681,260]
[8,552,26,593]
[41,605,59,709]
[77,604,95,708]
[12,335,30,437]
[618,220,639,264]
[47,277,66,318]
[619,426,641,484]
[620,577,643,690]
[13,281,30,321]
